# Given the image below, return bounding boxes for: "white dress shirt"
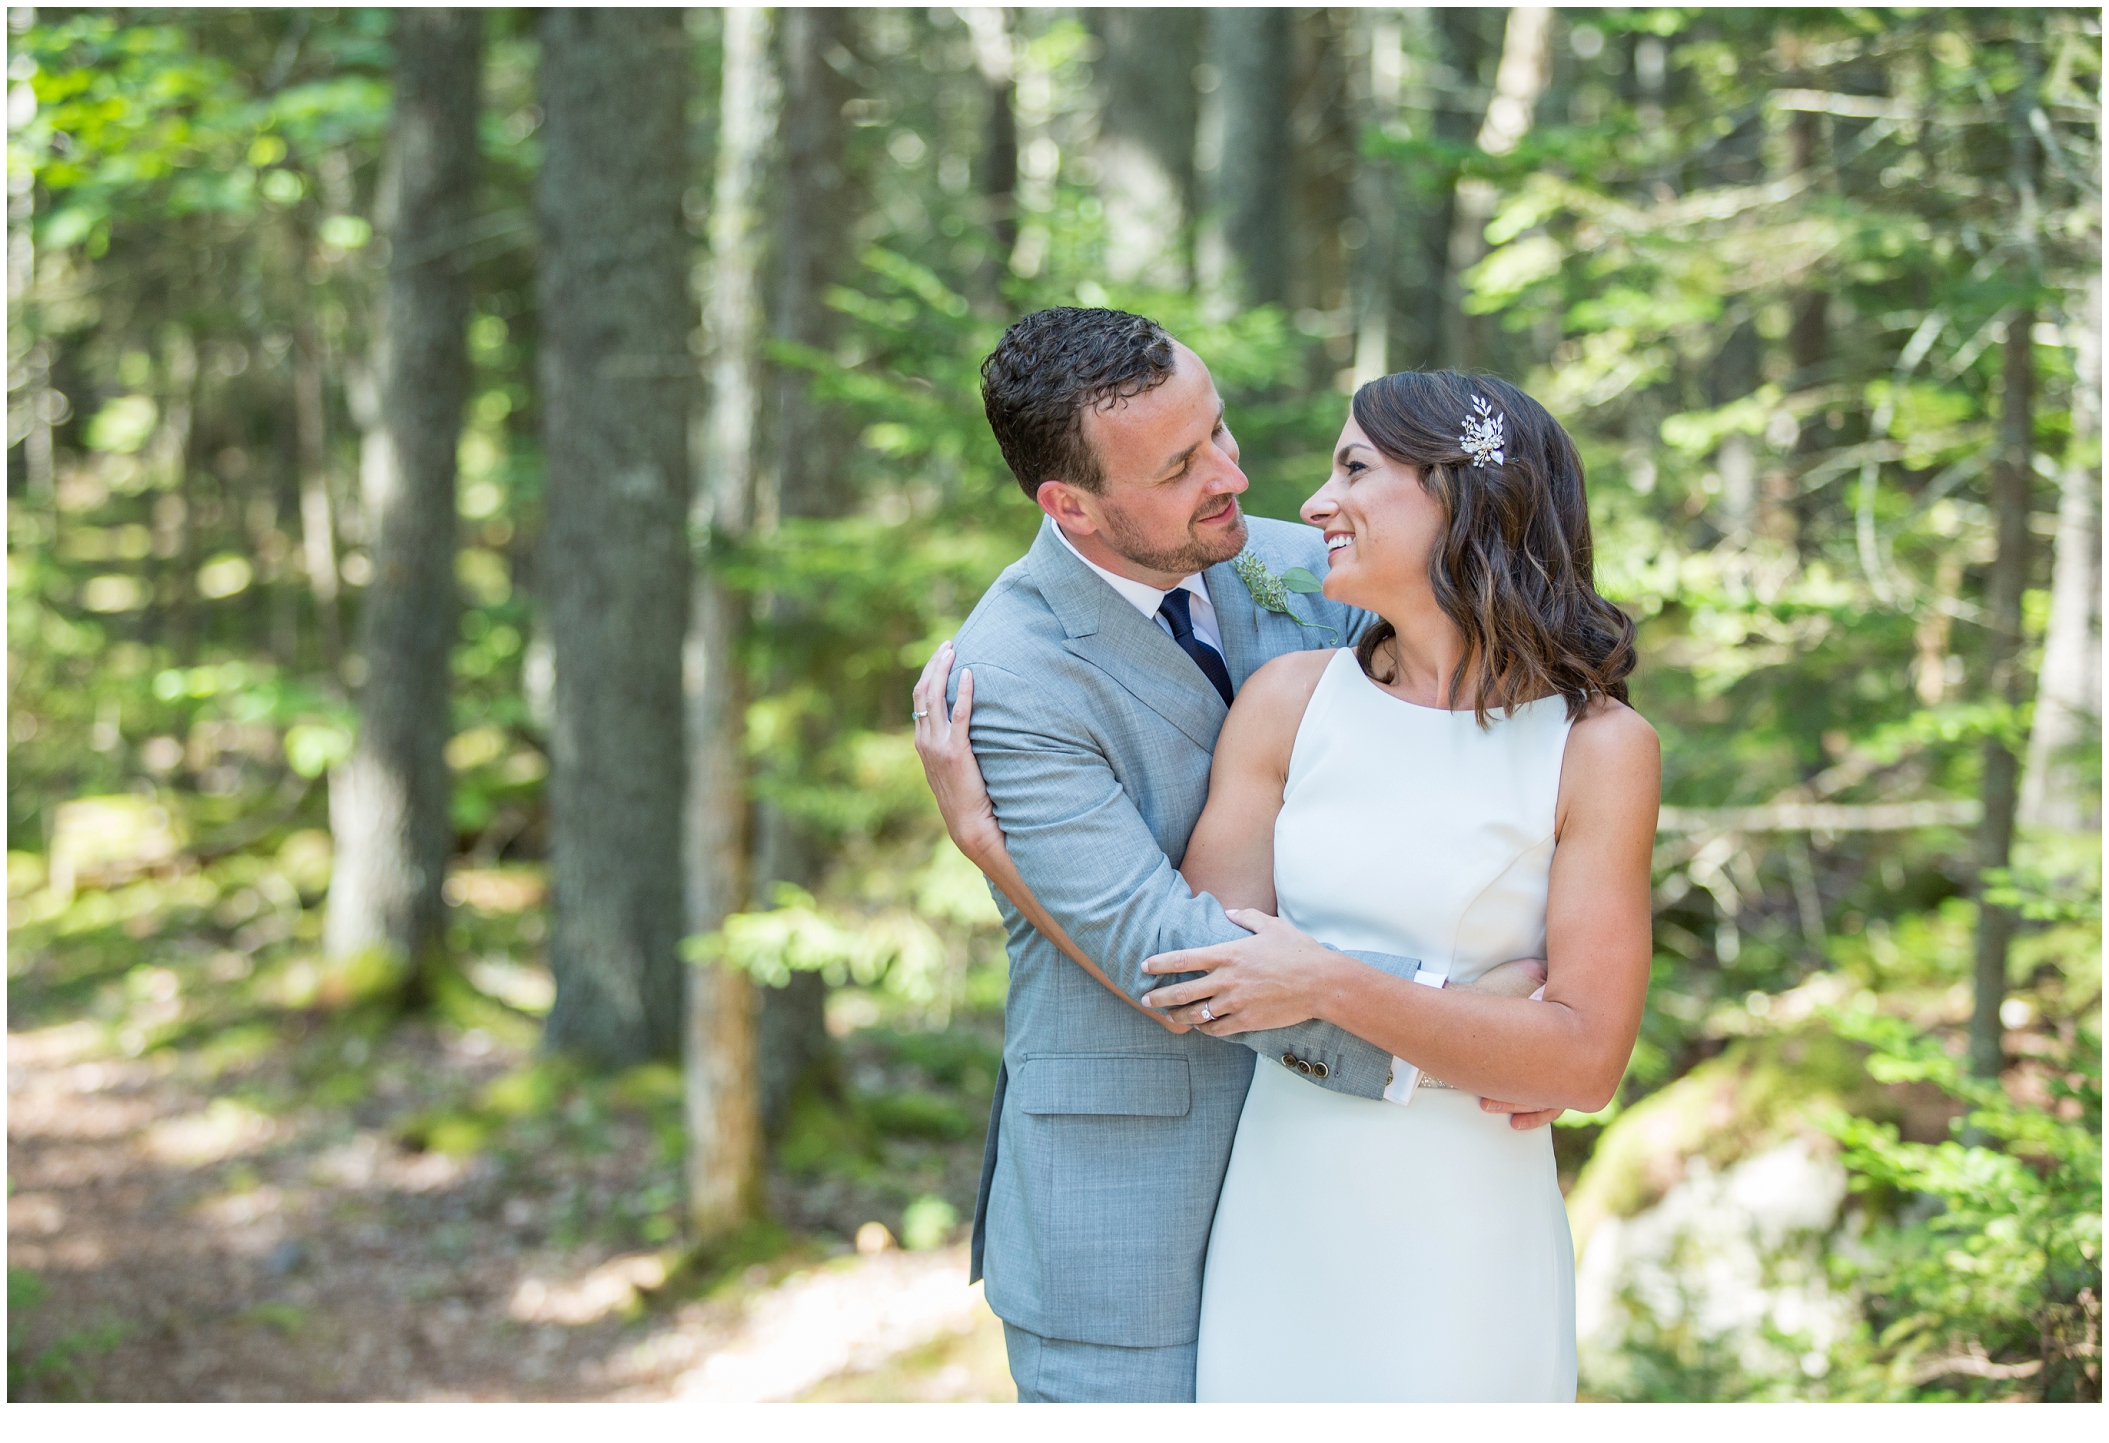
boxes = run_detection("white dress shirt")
[1053,524,1225,656]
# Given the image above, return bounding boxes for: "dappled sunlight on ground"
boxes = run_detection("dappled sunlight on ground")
[7,1015,1010,1401]
[667,1247,994,1402]
[6,850,1009,1402]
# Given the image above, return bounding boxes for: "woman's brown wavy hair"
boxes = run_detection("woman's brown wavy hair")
[1349,370,1636,725]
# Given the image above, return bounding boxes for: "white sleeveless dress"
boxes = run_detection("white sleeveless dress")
[1194,649,1579,1402]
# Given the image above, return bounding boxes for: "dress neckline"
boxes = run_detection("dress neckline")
[1337,649,1561,720]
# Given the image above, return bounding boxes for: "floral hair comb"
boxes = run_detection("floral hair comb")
[1459,395,1506,467]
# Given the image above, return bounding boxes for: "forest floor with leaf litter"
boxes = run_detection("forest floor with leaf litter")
[7,850,1013,1402]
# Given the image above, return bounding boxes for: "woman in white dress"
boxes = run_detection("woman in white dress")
[1135,371,1660,1401]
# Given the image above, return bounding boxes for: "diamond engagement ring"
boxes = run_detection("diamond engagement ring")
[1198,1002,1214,1023]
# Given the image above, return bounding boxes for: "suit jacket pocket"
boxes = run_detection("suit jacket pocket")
[1013,1053,1191,1117]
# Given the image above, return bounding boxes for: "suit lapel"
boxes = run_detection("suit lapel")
[1066,619,1229,753]
[1025,520,1230,753]
[1202,559,1267,689]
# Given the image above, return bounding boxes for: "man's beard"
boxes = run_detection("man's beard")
[1098,497,1248,577]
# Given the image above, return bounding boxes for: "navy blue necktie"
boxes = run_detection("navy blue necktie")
[1158,587,1235,706]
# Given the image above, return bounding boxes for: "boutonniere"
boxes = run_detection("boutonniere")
[1229,549,1338,640]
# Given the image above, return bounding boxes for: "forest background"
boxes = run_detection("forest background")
[5,4,2101,1404]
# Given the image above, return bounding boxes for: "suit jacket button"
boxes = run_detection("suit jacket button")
[1311,1061,1330,1080]
[1281,1053,1298,1070]
[1296,1059,1314,1076]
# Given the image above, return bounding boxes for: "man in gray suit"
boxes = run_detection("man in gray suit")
[913,308,1551,1402]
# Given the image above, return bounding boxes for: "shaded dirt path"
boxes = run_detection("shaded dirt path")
[7,1019,1012,1402]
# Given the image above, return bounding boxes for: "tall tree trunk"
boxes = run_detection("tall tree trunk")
[1290,8,1356,329]
[1210,8,1293,308]
[323,8,479,975]
[962,7,1018,299]
[1351,13,1405,387]
[20,342,55,507]
[686,4,773,1240]
[292,310,342,670]
[750,6,865,1138]
[149,329,198,654]
[1970,305,2035,1081]
[1709,93,1766,539]
[764,7,860,526]
[1445,6,1552,370]
[1089,8,1201,289]
[2019,271,2100,830]
[1787,107,1831,554]
[537,8,693,1068]
[1386,8,1454,372]
[1970,40,2043,1083]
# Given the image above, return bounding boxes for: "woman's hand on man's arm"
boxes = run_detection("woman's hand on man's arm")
[912,641,1004,863]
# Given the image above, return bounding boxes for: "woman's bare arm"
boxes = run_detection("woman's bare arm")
[912,643,1188,1035]
[961,804,1190,1035]
[1175,650,1335,911]
[1142,699,1661,1112]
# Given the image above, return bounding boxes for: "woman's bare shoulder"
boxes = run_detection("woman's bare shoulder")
[1238,647,1339,708]
[1557,696,1661,830]
[1566,695,1660,765]
[1218,649,1339,769]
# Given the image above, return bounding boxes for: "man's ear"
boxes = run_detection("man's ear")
[1036,479,1098,535]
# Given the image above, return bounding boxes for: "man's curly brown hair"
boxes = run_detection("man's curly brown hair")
[981,307,1177,500]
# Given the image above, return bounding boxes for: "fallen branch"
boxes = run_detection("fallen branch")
[1657,800,1983,834]
[1909,1351,2044,1385]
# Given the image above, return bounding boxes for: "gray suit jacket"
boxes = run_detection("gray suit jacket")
[953,515,1422,1348]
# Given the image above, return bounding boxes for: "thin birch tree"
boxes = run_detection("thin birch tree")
[2020,272,2101,831]
[685,4,774,1238]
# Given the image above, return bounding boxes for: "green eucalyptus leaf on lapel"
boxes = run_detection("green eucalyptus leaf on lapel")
[1229,549,1339,641]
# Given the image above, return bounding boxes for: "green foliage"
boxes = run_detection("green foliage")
[7,4,2099,1402]
[1820,1010,2102,1401]
[665,1218,800,1303]
[1567,1026,1890,1247]
[901,1194,960,1251]
[686,881,956,1011]
[776,1083,884,1183]
[238,1301,308,1338]
[7,1267,47,1316]
[8,1266,132,1402]
[865,1090,977,1143]
[16,12,390,253]
[395,1055,673,1167]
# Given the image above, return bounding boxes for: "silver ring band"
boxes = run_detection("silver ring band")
[912,710,928,720]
